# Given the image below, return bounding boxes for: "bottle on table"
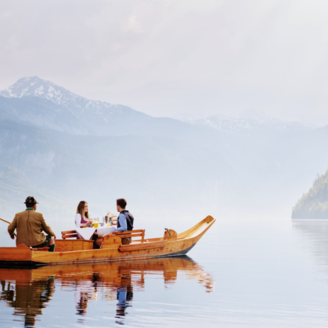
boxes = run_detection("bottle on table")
[106,211,113,226]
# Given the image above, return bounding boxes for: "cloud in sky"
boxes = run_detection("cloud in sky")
[1,0,328,124]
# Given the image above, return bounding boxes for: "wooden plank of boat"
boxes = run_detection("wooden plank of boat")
[0,244,31,262]
[55,239,94,251]
[119,240,167,252]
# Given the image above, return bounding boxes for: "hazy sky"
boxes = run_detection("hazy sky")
[1,0,328,124]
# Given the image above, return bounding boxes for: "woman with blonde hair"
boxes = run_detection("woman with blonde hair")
[75,201,92,228]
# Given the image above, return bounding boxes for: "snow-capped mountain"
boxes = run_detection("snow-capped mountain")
[0,76,138,117]
[0,76,314,140]
[0,76,149,135]
[0,76,78,105]
[179,113,312,136]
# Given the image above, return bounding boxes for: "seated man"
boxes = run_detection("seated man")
[8,196,56,252]
[112,198,134,245]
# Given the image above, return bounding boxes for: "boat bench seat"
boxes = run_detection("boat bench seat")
[116,229,145,243]
[61,230,78,239]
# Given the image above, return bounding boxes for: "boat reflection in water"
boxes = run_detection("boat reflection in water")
[0,275,55,327]
[0,256,213,326]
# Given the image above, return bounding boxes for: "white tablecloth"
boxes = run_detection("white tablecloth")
[76,226,115,240]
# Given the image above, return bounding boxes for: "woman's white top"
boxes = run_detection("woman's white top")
[75,213,87,228]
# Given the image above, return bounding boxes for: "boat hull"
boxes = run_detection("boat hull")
[0,216,215,266]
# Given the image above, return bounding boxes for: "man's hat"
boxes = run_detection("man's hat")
[24,196,39,206]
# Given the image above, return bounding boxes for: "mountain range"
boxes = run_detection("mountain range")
[0,76,328,221]
[0,77,236,222]
[181,113,312,136]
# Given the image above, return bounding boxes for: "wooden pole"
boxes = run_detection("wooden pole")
[0,218,11,224]
[0,218,16,236]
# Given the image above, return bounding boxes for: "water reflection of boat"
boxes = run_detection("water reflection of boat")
[0,276,55,327]
[0,216,215,266]
[0,256,214,326]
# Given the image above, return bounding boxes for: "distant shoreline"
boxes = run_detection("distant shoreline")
[292,218,328,221]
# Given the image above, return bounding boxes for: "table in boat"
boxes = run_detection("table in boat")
[76,226,116,240]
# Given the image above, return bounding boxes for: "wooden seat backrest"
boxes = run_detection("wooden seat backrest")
[116,229,145,243]
[61,230,78,239]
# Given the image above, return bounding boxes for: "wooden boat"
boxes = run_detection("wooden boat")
[0,216,215,267]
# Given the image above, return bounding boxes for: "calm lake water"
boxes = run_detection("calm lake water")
[1,218,328,327]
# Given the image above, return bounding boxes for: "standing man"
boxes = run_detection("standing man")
[8,196,56,252]
[112,198,134,244]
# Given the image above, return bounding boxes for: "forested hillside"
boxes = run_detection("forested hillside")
[292,171,328,218]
